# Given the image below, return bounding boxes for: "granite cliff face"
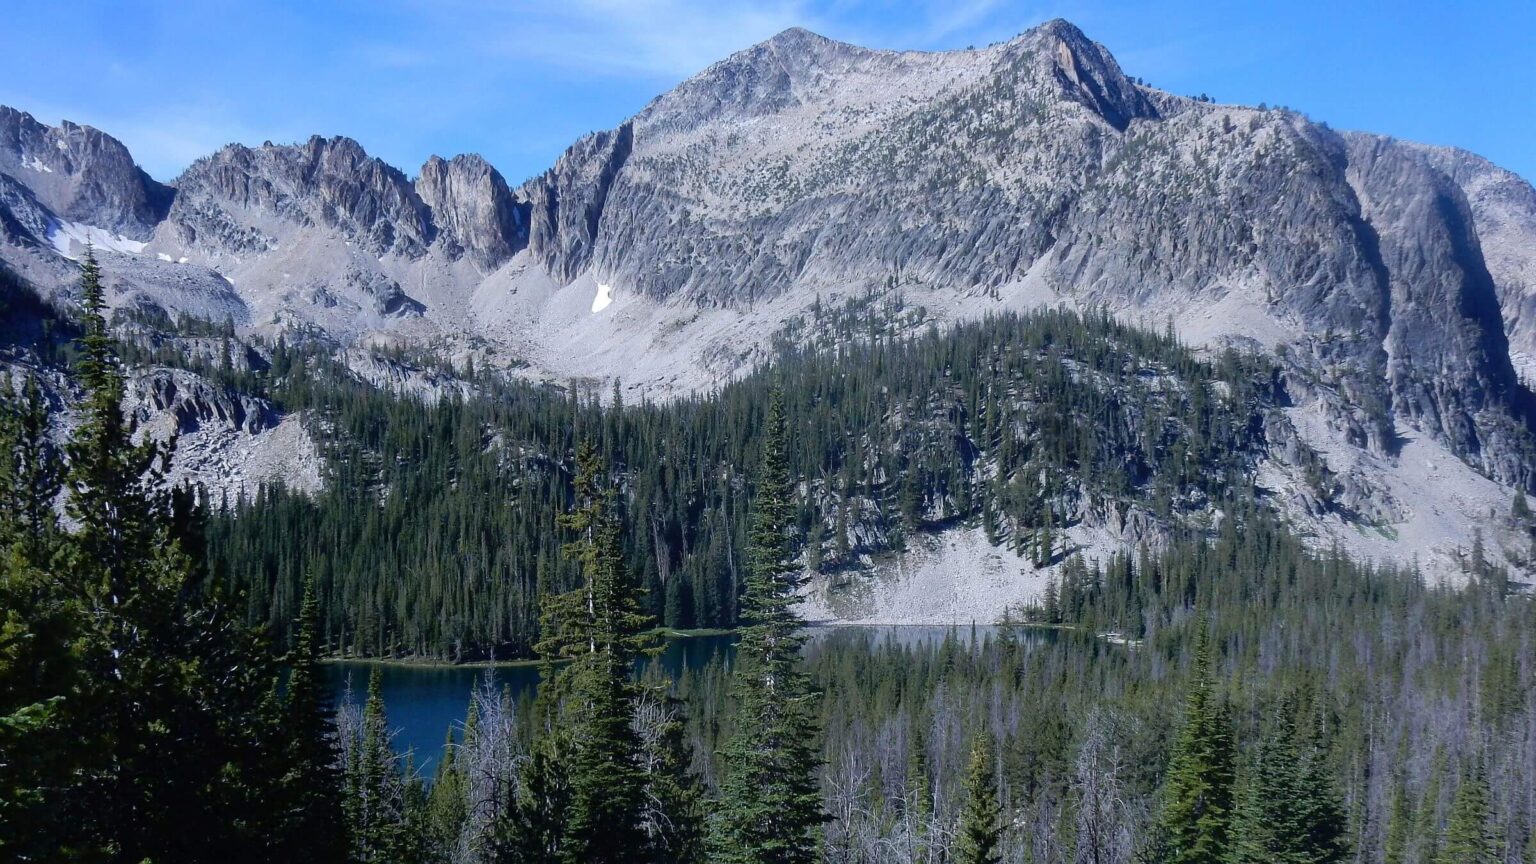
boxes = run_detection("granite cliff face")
[416,153,526,269]
[162,135,434,259]
[0,106,172,239]
[1341,133,1532,484]
[526,122,632,284]
[516,20,1534,488]
[0,172,58,248]
[3,19,1536,576]
[1407,144,1536,383]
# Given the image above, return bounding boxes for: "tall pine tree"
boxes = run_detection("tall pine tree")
[423,726,469,863]
[954,739,1003,864]
[1231,695,1347,864]
[1439,761,1499,864]
[279,576,349,861]
[346,667,418,864]
[0,370,75,860]
[56,248,294,862]
[532,441,652,864]
[0,372,61,566]
[1157,619,1236,864]
[712,391,825,864]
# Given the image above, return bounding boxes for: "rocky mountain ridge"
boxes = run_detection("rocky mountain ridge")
[0,105,171,239]
[3,19,1536,589]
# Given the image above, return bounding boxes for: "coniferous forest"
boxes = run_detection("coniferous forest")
[1,256,1533,863]
[199,296,1285,660]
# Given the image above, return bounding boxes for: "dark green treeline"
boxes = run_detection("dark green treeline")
[344,506,1535,864]
[3,259,1532,862]
[0,253,346,861]
[204,303,1285,659]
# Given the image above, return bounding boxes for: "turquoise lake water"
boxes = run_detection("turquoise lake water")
[326,625,1027,773]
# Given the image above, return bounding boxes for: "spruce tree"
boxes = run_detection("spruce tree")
[1421,750,1447,864]
[65,250,167,586]
[533,441,652,864]
[346,667,415,863]
[498,734,573,863]
[61,249,181,858]
[1382,778,1411,864]
[0,372,61,566]
[279,576,349,861]
[0,374,75,859]
[1293,699,1349,863]
[1231,695,1347,864]
[424,729,468,863]
[1231,704,1305,864]
[954,740,1003,864]
[1157,620,1235,864]
[55,249,293,862]
[712,391,824,864]
[1439,762,1499,864]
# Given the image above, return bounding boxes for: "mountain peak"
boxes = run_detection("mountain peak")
[751,23,864,66]
[764,26,826,46]
[1029,17,1091,42]
[1019,18,1156,130]
[169,130,432,258]
[415,151,523,270]
[0,104,170,238]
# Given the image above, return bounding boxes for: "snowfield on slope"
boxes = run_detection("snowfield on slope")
[48,220,147,258]
[592,282,614,313]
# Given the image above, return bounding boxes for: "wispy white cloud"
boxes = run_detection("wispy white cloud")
[873,0,1011,47]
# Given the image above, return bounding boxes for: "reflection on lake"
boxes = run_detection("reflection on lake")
[327,625,1044,773]
[325,633,737,772]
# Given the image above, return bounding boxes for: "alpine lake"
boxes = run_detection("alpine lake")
[326,625,1047,774]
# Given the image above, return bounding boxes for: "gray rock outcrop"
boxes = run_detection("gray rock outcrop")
[2,17,1536,499]
[162,135,433,258]
[519,19,1536,487]
[416,153,525,269]
[0,106,171,238]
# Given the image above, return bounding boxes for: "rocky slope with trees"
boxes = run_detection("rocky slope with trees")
[3,19,1536,604]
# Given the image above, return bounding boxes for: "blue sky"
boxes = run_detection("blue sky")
[3,1,1532,184]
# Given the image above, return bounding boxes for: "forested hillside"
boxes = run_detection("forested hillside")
[704,513,1534,863]
[4,9,1536,862]
[331,498,1536,864]
[199,299,1302,659]
[3,256,1532,863]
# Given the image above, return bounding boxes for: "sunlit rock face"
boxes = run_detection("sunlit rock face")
[3,18,1536,495]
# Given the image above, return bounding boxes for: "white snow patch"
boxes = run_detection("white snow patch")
[23,156,53,173]
[46,220,146,259]
[156,253,174,262]
[591,282,614,313]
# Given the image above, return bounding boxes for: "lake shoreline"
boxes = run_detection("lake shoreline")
[318,623,1079,670]
[320,628,738,670]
